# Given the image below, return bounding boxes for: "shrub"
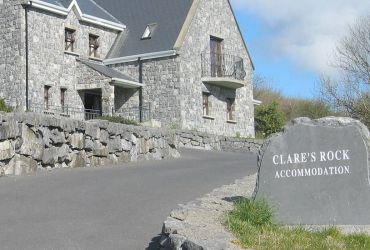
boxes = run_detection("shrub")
[0,99,13,113]
[255,102,285,138]
[99,115,139,126]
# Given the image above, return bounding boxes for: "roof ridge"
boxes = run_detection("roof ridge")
[85,0,122,24]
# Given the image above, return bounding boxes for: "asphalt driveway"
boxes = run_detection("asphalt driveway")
[0,149,257,250]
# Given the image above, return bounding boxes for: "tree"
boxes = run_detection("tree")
[320,16,370,126]
[255,102,286,138]
[253,75,335,122]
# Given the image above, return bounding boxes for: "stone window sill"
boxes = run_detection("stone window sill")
[64,51,80,57]
[227,120,237,124]
[89,56,102,62]
[203,115,215,120]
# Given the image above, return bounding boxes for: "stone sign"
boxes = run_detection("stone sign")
[254,117,370,225]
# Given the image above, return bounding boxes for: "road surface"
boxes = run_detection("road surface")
[0,149,257,250]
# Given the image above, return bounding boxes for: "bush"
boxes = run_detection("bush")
[99,115,139,126]
[255,102,285,138]
[0,99,13,113]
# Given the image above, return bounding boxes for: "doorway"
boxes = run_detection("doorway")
[84,91,102,119]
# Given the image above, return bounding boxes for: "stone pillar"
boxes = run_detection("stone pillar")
[102,85,114,116]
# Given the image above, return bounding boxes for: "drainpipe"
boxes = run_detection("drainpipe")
[138,57,143,122]
[23,3,30,111]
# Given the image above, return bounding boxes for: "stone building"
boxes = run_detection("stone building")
[0,0,256,137]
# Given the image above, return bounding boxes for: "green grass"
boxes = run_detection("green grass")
[227,198,370,250]
[99,115,139,126]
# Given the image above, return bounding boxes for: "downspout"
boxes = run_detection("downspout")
[138,57,143,122]
[23,3,30,111]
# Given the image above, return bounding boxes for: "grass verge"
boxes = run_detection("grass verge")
[227,198,370,249]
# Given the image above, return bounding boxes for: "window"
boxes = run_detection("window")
[210,36,223,77]
[61,88,66,112]
[203,92,211,116]
[227,98,235,121]
[65,28,76,52]
[89,34,99,58]
[141,23,157,40]
[44,86,51,110]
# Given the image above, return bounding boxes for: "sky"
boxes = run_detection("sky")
[230,0,370,99]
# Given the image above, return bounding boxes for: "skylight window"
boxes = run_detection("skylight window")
[141,23,157,40]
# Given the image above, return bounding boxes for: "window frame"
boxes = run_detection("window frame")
[89,34,100,58]
[226,98,236,121]
[44,85,51,110]
[61,88,67,112]
[203,92,211,116]
[141,23,158,40]
[65,28,76,52]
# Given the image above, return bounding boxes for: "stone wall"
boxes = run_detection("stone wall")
[160,174,257,250]
[0,112,179,176]
[175,130,262,154]
[0,0,25,109]
[178,0,255,137]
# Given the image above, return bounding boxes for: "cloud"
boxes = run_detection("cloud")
[231,0,370,74]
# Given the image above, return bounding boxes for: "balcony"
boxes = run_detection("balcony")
[201,53,246,89]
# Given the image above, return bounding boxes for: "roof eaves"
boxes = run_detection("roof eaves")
[111,78,145,89]
[104,50,178,65]
[173,0,199,50]
[28,0,126,31]
[227,0,255,70]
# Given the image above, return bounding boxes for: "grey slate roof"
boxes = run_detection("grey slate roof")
[92,0,193,58]
[78,59,138,82]
[39,0,121,24]
[38,0,192,58]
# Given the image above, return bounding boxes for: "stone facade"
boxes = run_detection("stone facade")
[1,0,255,137]
[27,8,118,110]
[0,0,25,109]
[111,0,255,137]
[178,0,255,137]
[113,56,182,125]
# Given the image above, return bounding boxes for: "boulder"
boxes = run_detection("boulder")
[0,140,14,161]
[19,124,44,160]
[69,133,84,149]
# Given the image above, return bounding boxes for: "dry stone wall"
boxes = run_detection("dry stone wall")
[175,130,262,154]
[0,113,179,176]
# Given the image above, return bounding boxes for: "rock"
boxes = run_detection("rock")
[68,151,87,168]
[19,124,44,160]
[255,117,370,225]
[0,121,20,140]
[107,137,122,152]
[182,240,204,250]
[0,140,14,161]
[92,142,109,157]
[86,123,100,139]
[84,138,94,151]
[10,155,37,176]
[42,145,70,165]
[116,152,131,163]
[138,138,149,154]
[121,139,132,151]
[49,128,65,145]
[100,129,109,144]
[69,133,84,149]
[170,208,188,221]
